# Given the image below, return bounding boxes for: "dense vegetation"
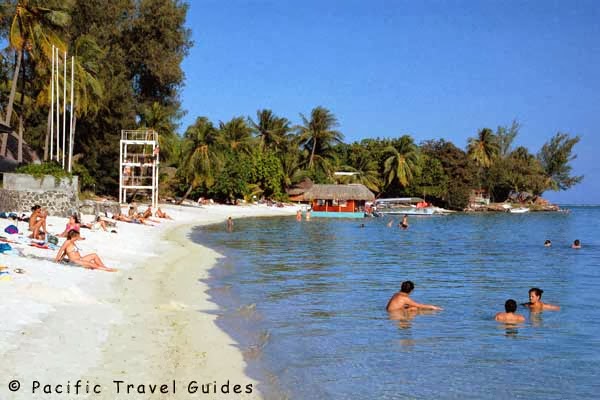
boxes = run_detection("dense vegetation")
[0,1,583,209]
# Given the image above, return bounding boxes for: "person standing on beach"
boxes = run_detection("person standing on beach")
[495,299,525,323]
[386,281,442,311]
[522,288,560,311]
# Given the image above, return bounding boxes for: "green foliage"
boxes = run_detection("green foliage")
[209,152,251,202]
[249,150,285,199]
[15,161,72,184]
[537,132,583,191]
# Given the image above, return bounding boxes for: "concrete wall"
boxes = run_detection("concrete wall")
[3,173,78,192]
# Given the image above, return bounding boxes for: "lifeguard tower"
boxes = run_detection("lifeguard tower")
[119,129,159,207]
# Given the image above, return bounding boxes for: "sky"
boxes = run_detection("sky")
[179,0,600,204]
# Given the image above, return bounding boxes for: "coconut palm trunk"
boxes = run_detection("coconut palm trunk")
[4,47,23,126]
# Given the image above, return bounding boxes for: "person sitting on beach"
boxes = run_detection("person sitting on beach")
[112,212,133,223]
[544,240,552,247]
[155,207,173,219]
[54,230,117,272]
[128,205,138,218]
[89,215,108,232]
[572,239,581,249]
[28,205,41,231]
[142,206,153,219]
[58,215,82,237]
[29,207,48,240]
[495,299,525,323]
[522,288,560,311]
[386,280,442,312]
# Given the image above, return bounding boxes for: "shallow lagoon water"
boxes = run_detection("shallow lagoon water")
[193,207,600,399]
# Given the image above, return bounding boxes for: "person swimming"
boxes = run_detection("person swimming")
[386,280,442,312]
[522,287,560,311]
[544,239,552,247]
[572,239,581,249]
[495,299,525,323]
[400,214,409,230]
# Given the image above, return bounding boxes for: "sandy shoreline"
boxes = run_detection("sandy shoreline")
[0,203,296,400]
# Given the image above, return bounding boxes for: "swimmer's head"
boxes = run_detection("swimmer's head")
[400,281,415,294]
[504,299,517,313]
[574,239,580,246]
[529,287,543,302]
[544,240,552,247]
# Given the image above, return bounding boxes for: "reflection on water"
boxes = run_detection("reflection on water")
[195,208,600,400]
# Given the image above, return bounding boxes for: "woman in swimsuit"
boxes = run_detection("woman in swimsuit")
[55,230,117,272]
[58,215,82,237]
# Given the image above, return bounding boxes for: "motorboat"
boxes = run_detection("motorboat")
[373,198,436,216]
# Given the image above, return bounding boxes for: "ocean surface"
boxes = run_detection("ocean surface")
[192,207,600,399]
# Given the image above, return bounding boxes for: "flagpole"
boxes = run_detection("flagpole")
[68,56,75,173]
[50,45,54,161]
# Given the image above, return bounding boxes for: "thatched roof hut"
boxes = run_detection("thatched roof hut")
[302,184,375,201]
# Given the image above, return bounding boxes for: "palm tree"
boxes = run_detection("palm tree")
[298,106,343,170]
[248,109,290,152]
[467,128,500,168]
[178,117,221,202]
[217,116,254,154]
[4,0,71,126]
[383,135,419,189]
[343,154,382,193]
[138,101,176,163]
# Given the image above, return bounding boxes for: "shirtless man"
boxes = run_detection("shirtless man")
[522,287,560,311]
[400,214,409,230]
[495,299,525,323]
[386,280,442,312]
[572,239,581,249]
[55,230,117,272]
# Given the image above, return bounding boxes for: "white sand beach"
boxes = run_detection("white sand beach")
[0,203,296,400]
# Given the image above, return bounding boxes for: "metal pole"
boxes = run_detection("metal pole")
[55,47,60,161]
[50,45,54,161]
[68,56,74,173]
[62,50,67,168]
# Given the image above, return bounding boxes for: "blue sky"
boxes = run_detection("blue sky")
[180,1,600,204]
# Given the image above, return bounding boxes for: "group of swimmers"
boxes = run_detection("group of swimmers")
[545,239,582,249]
[386,281,559,324]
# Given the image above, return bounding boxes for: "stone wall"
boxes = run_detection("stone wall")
[0,173,80,217]
[0,188,79,217]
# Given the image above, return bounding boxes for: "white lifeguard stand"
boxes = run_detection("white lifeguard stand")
[119,129,159,207]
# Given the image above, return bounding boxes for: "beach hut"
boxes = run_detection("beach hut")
[301,183,375,218]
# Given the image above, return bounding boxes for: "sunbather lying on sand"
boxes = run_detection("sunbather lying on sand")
[155,207,173,219]
[54,230,117,272]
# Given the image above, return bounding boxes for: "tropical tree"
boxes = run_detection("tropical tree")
[383,135,419,190]
[298,106,343,171]
[467,128,500,168]
[248,109,290,153]
[217,116,254,154]
[537,132,583,191]
[138,101,177,164]
[496,120,520,158]
[339,144,381,193]
[178,117,221,202]
[3,0,71,126]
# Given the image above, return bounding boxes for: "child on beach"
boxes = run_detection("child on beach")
[495,299,525,323]
[55,230,117,272]
[522,288,560,311]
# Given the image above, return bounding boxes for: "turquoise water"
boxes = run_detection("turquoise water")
[193,207,600,399]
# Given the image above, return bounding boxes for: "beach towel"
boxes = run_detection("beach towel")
[0,243,12,253]
[29,243,49,250]
[4,225,18,234]
[0,212,7,218]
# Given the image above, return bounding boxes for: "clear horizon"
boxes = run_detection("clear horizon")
[180,1,599,204]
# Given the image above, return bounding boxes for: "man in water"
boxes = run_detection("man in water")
[572,239,581,249]
[522,287,560,311]
[226,216,234,231]
[495,299,525,323]
[386,281,442,311]
[400,214,409,230]
[544,240,552,247]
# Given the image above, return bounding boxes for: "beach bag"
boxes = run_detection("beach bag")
[47,234,59,245]
[4,225,18,234]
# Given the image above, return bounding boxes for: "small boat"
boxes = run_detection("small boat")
[509,207,530,213]
[373,198,436,216]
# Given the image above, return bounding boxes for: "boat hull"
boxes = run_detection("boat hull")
[375,207,436,216]
[309,211,366,219]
